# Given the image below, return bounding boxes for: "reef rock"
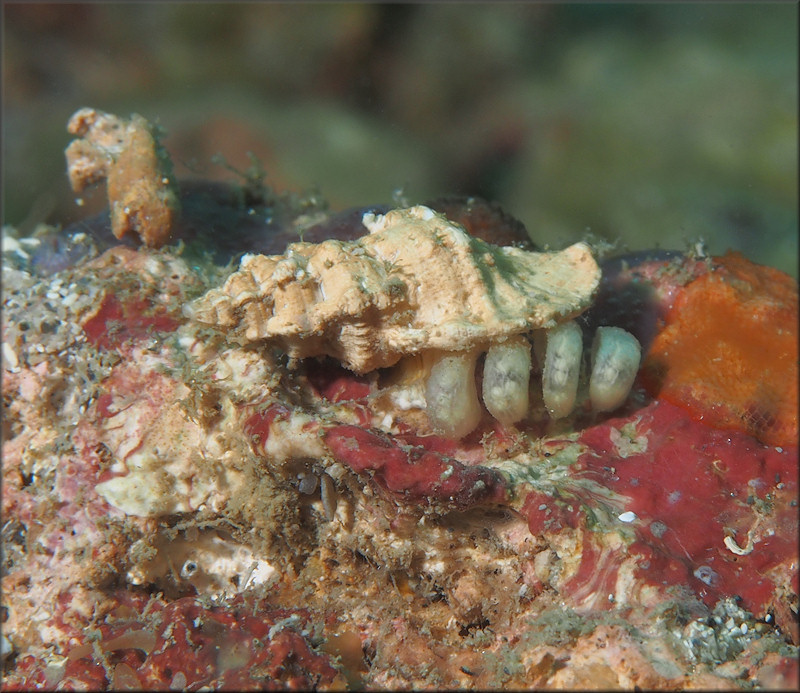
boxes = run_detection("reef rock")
[189,205,601,373]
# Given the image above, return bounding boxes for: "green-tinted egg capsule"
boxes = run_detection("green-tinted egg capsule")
[542,320,583,419]
[482,336,532,425]
[590,327,641,412]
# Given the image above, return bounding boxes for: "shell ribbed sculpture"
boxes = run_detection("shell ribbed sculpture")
[188,205,601,374]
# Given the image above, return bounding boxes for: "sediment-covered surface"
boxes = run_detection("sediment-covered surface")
[2,186,797,689]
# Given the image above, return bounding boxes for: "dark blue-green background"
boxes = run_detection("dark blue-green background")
[3,3,796,276]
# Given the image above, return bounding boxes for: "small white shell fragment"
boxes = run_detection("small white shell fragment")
[95,472,188,516]
[1,633,12,661]
[618,511,637,523]
[189,205,601,373]
[244,560,278,590]
[542,320,583,419]
[2,342,20,371]
[320,473,338,521]
[589,326,642,412]
[482,336,531,425]
[170,672,188,691]
[723,533,754,556]
[426,350,481,438]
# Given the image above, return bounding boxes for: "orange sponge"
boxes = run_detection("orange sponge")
[642,252,798,447]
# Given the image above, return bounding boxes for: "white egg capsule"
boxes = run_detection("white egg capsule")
[589,326,641,412]
[542,320,583,419]
[482,336,532,425]
[426,350,482,438]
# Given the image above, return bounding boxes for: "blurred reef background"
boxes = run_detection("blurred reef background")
[3,2,797,276]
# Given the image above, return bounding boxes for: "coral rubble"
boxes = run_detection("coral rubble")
[2,113,797,690]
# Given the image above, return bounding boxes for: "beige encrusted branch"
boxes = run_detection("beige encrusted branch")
[65,107,180,248]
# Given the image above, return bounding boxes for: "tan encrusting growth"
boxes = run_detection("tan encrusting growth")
[65,107,180,248]
[189,205,601,373]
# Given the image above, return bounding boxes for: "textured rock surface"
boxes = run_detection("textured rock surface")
[2,165,797,689]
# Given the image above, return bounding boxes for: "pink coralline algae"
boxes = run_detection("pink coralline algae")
[577,400,795,614]
[82,293,181,350]
[2,592,344,690]
[323,425,508,509]
[245,356,797,631]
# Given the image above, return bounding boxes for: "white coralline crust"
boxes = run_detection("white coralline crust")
[590,326,642,412]
[91,357,245,518]
[126,530,277,598]
[189,205,601,373]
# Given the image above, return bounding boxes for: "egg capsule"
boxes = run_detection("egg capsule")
[482,336,532,425]
[589,327,641,412]
[542,320,583,419]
